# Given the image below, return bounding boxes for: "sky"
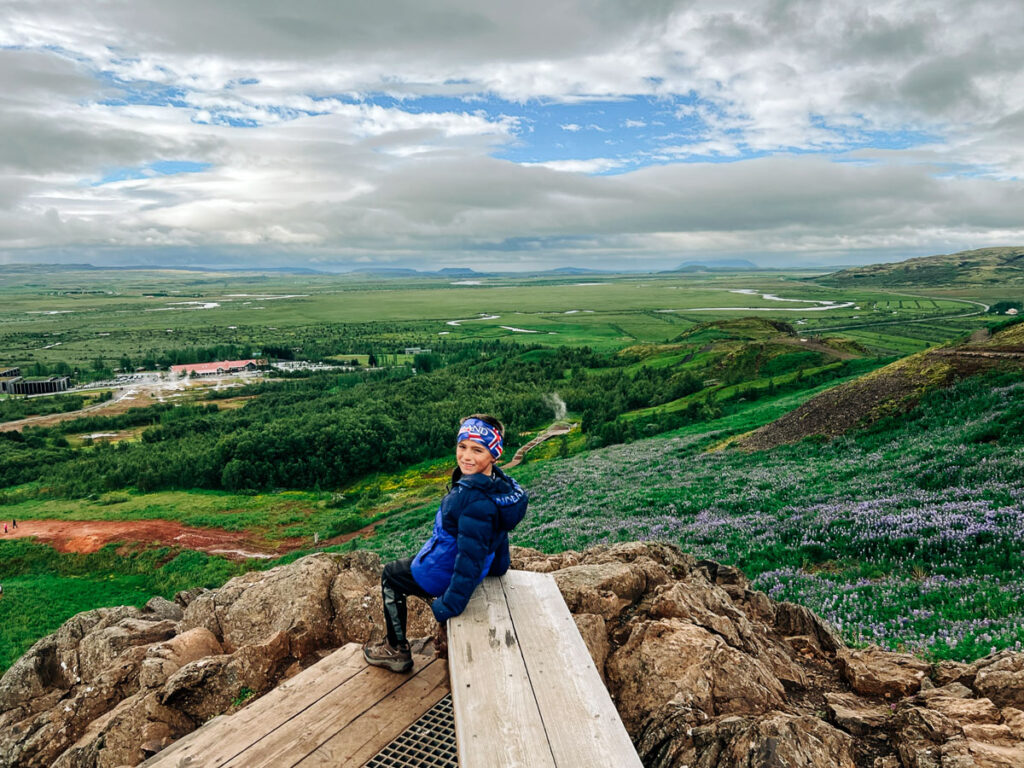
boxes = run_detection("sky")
[1,0,1024,272]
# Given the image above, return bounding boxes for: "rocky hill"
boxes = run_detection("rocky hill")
[2,543,1022,767]
[735,321,1024,451]
[819,247,1024,287]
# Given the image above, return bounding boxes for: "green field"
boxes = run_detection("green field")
[0,267,986,369]
[0,264,1018,674]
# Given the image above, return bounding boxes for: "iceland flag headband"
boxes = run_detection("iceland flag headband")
[457,417,504,459]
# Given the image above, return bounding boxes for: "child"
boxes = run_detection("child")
[363,414,528,672]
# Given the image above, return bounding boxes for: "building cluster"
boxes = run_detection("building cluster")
[168,359,265,377]
[0,367,71,395]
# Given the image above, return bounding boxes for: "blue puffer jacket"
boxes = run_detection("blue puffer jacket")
[410,466,528,623]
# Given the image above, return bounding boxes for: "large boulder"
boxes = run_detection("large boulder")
[973,652,1024,709]
[181,554,339,656]
[607,618,787,735]
[838,646,932,698]
[138,628,223,689]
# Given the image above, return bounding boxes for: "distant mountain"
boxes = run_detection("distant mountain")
[0,263,327,275]
[819,247,1024,287]
[670,258,759,271]
[346,267,423,276]
[541,266,612,275]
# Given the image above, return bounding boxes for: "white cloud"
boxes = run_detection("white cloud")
[0,0,1022,268]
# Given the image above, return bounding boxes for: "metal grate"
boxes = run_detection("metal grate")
[363,693,458,768]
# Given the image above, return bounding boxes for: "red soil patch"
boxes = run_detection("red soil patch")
[1,519,304,560]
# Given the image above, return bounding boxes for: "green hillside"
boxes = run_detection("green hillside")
[736,318,1024,450]
[819,246,1024,287]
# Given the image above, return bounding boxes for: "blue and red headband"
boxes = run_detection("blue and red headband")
[457,417,504,459]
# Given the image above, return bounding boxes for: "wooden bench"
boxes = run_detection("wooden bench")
[448,570,642,767]
[141,644,448,767]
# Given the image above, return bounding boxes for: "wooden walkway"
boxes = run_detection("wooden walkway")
[141,645,449,768]
[449,570,642,767]
[142,569,640,767]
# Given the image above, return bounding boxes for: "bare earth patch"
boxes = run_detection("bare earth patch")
[1,519,304,560]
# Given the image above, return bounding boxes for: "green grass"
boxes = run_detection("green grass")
[1,268,990,367]
[0,541,252,671]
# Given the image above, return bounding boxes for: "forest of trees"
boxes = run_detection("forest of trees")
[0,339,875,497]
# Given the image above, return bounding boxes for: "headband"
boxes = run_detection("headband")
[457,417,504,459]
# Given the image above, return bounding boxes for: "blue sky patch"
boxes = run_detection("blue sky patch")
[91,161,212,186]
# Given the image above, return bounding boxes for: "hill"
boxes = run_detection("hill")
[735,318,1024,451]
[671,258,759,271]
[819,246,1024,287]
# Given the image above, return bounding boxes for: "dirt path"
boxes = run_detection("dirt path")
[1,519,304,560]
[503,421,576,469]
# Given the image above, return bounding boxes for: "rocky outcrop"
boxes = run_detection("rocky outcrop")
[2,542,1023,767]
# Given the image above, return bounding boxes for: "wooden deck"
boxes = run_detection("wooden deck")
[448,570,642,768]
[141,644,449,768]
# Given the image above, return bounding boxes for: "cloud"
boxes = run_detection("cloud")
[0,0,1022,268]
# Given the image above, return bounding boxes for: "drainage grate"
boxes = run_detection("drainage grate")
[363,693,458,768]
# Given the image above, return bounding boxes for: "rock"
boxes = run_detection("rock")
[774,601,844,654]
[895,689,1024,768]
[839,647,932,698]
[922,694,1002,725]
[572,613,609,681]
[696,712,857,768]
[973,652,1024,709]
[54,607,141,687]
[327,550,385,645]
[181,554,338,656]
[77,619,177,684]
[648,580,807,690]
[159,631,291,722]
[510,545,582,573]
[143,596,183,622]
[934,660,972,687]
[1003,707,1024,739]
[139,628,223,689]
[606,619,786,735]
[553,562,649,620]
[919,681,974,700]
[0,635,61,717]
[173,587,207,609]
[6,541,1024,768]
[825,691,892,737]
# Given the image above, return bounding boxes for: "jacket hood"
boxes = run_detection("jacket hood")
[456,466,528,532]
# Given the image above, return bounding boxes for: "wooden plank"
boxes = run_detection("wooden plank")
[502,570,643,768]
[296,658,449,767]
[222,658,439,767]
[142,644,369,767]
[449,577,556,768]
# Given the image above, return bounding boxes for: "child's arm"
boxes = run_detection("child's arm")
[430,498,495,623]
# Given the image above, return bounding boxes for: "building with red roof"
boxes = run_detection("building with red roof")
[169,359,265,377]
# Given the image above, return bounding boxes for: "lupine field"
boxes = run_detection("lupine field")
[510,371,1024,662]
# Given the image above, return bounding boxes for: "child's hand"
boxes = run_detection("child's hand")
[433,622,448,659]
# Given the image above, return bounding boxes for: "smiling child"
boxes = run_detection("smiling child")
[363,414,528,672]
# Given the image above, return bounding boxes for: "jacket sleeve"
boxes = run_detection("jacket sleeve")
[431,496,495,623]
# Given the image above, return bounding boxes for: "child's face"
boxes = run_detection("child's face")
[456,439,495,476]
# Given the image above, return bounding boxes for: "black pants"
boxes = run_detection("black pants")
[381,557,433,648]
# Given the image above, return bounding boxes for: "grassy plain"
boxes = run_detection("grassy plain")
[0,266,987,369]
[0,264,1017,673]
